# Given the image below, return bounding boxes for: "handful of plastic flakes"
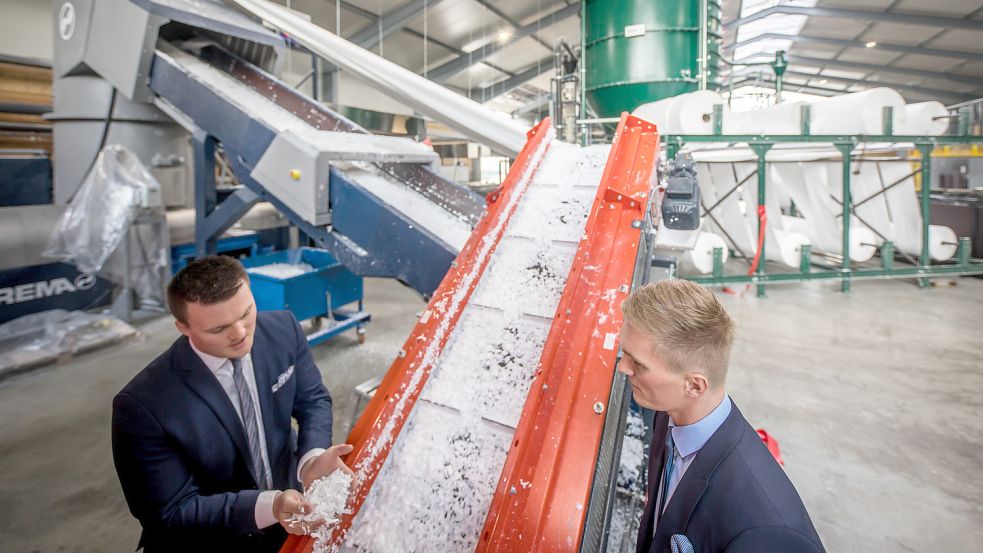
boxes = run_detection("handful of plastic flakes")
[290,470,352,552]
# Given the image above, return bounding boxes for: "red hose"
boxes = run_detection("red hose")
[723,205,767,296]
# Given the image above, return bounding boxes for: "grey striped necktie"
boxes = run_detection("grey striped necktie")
[230,357,272,489]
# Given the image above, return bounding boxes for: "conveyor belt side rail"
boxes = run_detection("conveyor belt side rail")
[279,118,555,553]
[476,113,659,553]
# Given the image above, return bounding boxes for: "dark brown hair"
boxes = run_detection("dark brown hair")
[167,256,249,323]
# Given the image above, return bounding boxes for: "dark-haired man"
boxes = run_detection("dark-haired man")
[112,256,350,552]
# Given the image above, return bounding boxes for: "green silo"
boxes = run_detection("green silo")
[584,0,722,118]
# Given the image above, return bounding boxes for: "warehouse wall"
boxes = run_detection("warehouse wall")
[0,0,53,62]
[0,0,416,115]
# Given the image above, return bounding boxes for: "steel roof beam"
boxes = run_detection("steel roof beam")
[469,59,552,101]
[787,54,983,88]
[427,3,580,83]
[727,33,983,64]
[476,1,554,51]
[728,67,974,103]
[348,0,445,50]
[723,5,983,31]
[330,0,515,77]
[511,93,551,117]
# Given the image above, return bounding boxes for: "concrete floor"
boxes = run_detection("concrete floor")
[0,276,980,552]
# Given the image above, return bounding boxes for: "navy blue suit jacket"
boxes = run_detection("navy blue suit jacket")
[112,310,333,553]
[636,401,826,553]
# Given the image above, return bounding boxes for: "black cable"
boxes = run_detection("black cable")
[66,87,117,204]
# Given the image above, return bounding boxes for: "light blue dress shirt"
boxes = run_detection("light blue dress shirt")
[655,395,733,522]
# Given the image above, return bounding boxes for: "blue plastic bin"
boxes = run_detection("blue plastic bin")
[241,248,369,345]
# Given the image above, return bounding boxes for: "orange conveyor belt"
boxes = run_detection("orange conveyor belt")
[281,113,658,553]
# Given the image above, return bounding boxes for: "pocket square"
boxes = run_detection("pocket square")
[271,365,294,393]
[670,534,694,553]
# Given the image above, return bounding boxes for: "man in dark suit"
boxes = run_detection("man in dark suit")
[112,256,351,552]
[619,280,826,553]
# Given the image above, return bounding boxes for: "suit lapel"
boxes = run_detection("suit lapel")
[652,403,748,550]
[637,411,670,553]
[172,336,255,480]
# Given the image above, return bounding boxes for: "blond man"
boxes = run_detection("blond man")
[619,280,825,553]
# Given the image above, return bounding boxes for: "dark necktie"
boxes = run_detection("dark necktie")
[231,357,272,489]
[658,428,676,520]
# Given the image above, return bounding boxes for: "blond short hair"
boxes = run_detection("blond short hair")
[621,280,735,388]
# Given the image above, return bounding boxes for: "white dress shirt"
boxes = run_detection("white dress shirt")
[190,340,325,529]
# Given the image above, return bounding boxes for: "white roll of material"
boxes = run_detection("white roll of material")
[633,90,726,135]
[783,215,879,262]
[736,101,809,135]
[809,87,906,135]
[656,231,729,275]
[684,232,730,274]
[899,101,950,136]
[632,98,674,131]
[928,225,959,261]
[773,229,812,268]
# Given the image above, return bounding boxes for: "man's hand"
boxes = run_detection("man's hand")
[300,444,355,488]
[273,489,319,535]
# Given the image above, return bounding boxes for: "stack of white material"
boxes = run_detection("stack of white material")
[639,89,958,270]
[773,160,959,262]
[808,88,906,135]
[339,142,612,552]
[770,162,879,262]
[633,88,951,138]
[686,162,812,270]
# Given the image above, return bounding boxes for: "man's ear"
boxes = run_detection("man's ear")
[175,318,191,338]
[684,372,710,398]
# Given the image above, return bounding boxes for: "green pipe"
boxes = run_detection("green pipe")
[663,134,979,143]
[580,0,587,146]
[799,244,811,274]
[918,143,933,288]
[689,262,983,286]
[882,106,894,136]
[881,242,894,270]
[958,237,971,267]
[749,142,772,297]
[835,143,853,293]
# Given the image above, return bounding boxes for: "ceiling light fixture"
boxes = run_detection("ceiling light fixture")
[865,41,877,48]
[818,79,828,84]
[497,30,512,42]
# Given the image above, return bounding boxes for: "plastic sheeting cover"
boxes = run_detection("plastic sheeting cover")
[0,309,137,379]
[44,145,161,274]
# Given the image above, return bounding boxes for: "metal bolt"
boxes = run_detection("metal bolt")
[593,402,605,414]
[397,349,406,358]
[510,485,517,495]
[631,219,642,228]
[619,284,629,293]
